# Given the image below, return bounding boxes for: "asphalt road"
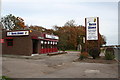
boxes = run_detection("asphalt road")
[2,51,118,78]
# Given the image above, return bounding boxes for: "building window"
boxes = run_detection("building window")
[6,39,13,47]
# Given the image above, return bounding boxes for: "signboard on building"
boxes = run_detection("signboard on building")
[45,34,59,39]
[38,37,44,39]
[86,17,98,40]
[7,31,29,36]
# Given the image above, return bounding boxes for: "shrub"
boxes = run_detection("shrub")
[81,48,86,53]
[79,54,85,60]
[81,52,89,58]
[88,47,101,59]
[105,47,114,54]
[79,52,88,60]
[105,48,115,60]
[1,76,12,80]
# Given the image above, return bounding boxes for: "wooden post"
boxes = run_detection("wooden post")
[85,18,88,52]
[97,17,100,49]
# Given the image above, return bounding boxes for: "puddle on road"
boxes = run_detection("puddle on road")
[85,69,100,74]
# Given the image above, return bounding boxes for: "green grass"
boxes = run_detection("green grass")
[65,50,80,51]
[0,76,12,80]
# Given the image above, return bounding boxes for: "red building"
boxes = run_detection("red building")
[2,30,59,56]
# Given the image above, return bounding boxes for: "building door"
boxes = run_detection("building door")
[32,39,39,54]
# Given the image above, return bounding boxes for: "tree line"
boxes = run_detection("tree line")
[1,14,106,51]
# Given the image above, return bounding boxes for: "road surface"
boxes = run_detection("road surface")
[2,51,118,78]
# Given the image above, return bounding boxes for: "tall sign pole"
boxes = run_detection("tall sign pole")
[85,18,87,52]
[85,17,100,51]
[97,17,100,49]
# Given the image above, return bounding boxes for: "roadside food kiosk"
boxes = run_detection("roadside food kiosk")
[2,30,59,56]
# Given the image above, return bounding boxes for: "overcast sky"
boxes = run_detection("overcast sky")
[1,0,119,45]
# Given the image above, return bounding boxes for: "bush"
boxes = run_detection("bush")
[1,76,12,80]
[79,54,85,60]
[88,47,101,59]
[81,52,89,58]
[105,48,115,60]
[81,48,86,53]
[58,45,67,51]
[105,47,114,54]
[79,52,88,60]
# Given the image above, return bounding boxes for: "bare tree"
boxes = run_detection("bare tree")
[64,20,76,27]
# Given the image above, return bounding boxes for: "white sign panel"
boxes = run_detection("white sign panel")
[38,37,44,39]
[86,17,98,40]
[7,31,29,36]
[45,34,59,39]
